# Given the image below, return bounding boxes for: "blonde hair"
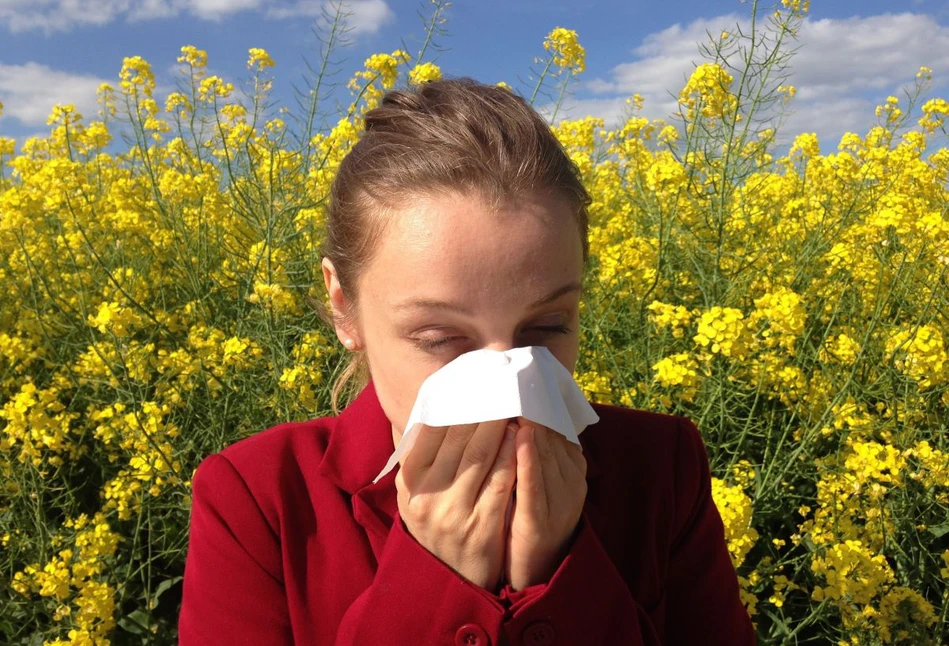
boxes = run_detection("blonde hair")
[310,76,592,413]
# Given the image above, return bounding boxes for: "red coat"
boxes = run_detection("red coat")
[178,380,756,645]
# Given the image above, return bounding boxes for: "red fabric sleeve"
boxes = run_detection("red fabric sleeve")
[338,509,660,646]
[663,416,757,645]
[178,453,293,645]
[495,509,663,645]
[335,510,510,644]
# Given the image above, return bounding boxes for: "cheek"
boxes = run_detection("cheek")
[371,372,418,437]
[363,339,433,435]
[357,301,450,433]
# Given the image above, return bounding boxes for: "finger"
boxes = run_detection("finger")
[566,438,588,479]
[427,422,480,487]
[515,425,548,521]
[473,421,518,513]
[455,418,511,491]
[401,423,446,487]
[532,425,565,502]
[550,432,585,483]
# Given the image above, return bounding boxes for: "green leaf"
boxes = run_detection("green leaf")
[152,575,183,604]
[117,609,150,635]
[927,522,949,539]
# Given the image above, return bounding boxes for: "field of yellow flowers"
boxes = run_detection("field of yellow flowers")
[1,1,948,643]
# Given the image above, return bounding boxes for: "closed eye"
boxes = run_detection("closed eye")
[410,324,572,352]
[411,335,461,351]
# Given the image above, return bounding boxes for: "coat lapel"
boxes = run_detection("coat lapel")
[315,381,398,563]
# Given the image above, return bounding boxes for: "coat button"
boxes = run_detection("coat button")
[522,620,556,644]
[455,623,490,646]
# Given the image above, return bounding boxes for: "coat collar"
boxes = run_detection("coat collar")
[316,380,398,496]
[317,379,602,501]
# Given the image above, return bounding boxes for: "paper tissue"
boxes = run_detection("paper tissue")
[372,345,600,484]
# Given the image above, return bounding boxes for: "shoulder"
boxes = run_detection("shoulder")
[584,401,693,467]
[583,402,711,531]
[190,416,336,524]
[219,416,334,473]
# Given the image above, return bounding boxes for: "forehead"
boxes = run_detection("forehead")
[360,190,582,306]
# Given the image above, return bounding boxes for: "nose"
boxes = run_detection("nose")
[481,340,528,354]
[481,341,529,367]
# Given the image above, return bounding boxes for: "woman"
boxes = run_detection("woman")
[177,77,756,645]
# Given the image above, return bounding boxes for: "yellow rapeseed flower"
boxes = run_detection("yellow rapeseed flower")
[247,47,275,70]
[678,63,737,121]
[119,56,155,96]
[693,306,748,358]
[711,477,759,570]
[409,62,442,85]
[543,27,586,75]
[178,45,208,69]
[885,325,948,389]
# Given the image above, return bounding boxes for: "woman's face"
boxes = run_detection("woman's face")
[323,189,584,443]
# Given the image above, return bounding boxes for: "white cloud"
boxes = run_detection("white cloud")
[788,13,949,97]
[126,0,178,20]
[0,0,392,33]
[568,11,949,151]
[0,0,135,32]
[0,63,108,127]
[267,0,394,35]
[182,0,264,20]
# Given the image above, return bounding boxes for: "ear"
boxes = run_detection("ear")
[322,257,362,348]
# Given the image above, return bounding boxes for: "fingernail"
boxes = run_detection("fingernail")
[506,422,518,434]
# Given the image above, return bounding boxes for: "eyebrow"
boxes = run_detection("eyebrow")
[393,281,583,314]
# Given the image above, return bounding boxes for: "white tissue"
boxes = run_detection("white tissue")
[372,345,600,484]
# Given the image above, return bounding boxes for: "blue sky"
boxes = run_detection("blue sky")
[2,0,948,154]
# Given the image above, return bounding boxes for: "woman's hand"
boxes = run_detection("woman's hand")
[395,419,518,591]
[505,419,587,591]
